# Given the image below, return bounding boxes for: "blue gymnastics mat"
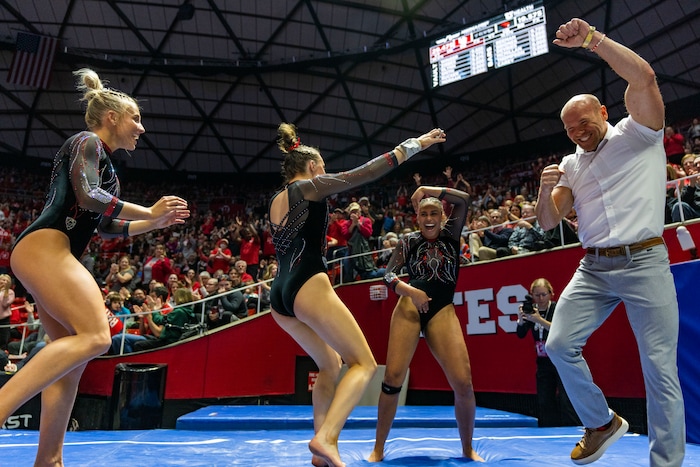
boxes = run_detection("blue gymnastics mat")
[2,425,699,466]
[175,405,538,430]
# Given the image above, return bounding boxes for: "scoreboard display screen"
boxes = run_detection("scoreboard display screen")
[430,2,549,87]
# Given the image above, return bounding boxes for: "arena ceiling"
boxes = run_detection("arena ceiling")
[1,0,699,175]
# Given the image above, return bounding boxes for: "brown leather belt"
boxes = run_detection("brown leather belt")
[586,237,664,257]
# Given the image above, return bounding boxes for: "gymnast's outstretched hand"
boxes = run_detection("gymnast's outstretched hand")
[416,128,447,150]
[150,195,190,228]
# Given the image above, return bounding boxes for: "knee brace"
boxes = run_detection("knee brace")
[381,381,402,395]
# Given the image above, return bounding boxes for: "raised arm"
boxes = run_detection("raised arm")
[411,186,470,239]
[553,18,663,130]
[300,129,446,202]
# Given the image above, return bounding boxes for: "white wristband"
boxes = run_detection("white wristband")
[399,138,422,159]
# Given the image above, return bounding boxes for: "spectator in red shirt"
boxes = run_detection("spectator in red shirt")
[200,211,215,235]
[664,125,685,165]
[326,207,348,262]
[142,243,173,285]
[233,259,254,284]
[0,274,15,352]
[208,238,232,274]
[235,221,261,280]
[396,185,409,209]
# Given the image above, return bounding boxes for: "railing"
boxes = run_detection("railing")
[667,173,700,224]
[0,278,275,358]
[110,279,274,356]
[5,174,699,358]
[2,317,40,357]
[325,213,577,286]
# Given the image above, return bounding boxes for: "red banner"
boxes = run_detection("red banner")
[341,244,644,397]
[80,223,699,401]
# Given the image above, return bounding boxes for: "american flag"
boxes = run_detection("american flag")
[7,32,59,89]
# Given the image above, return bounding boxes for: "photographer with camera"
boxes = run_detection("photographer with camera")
[516,278,578,428]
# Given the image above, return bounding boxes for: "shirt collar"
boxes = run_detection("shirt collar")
[575,122,614,155]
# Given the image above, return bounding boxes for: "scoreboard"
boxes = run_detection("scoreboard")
[430,2,549,87]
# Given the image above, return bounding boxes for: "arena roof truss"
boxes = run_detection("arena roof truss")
[1,0,699,175]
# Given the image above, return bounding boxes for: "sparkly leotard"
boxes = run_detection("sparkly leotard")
[383,189,469,331]
[269,150,400,317]
[14,131,130,259]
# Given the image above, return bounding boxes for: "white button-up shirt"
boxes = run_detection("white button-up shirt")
[557,116,665,248]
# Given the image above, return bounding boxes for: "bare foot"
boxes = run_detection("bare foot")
[309,436,345,467]
[465,449,485,462]
[311,454,328,467]
[367,450,384,462]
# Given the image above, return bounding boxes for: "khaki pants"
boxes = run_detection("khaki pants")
[469,233,497,260]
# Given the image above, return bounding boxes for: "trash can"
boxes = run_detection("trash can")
[110,363,167,430]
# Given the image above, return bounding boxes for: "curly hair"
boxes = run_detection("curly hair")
[73,68,139,131]
[276,122,321,184]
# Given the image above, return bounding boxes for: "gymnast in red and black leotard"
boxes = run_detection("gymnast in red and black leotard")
[383,187,468,331]
[268,122,446,467]
[369,185,483,463]
[4,68,189,467]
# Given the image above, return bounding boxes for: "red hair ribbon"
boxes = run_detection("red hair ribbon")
[288,138,301,151]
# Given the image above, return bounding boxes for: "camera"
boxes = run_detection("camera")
[129,297,144,307]
[522,294,536,314]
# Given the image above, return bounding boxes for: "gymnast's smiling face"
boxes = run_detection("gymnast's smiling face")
[417,198,444,241]
[114,104,145,152]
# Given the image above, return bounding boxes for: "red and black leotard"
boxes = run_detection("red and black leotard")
[383,188,470,331]
[269,150,401,317]
[14,131,130,259]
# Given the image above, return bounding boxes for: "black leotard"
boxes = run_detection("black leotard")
[14,132,130,259]
[383,189,469,331]
[269,151,400,317]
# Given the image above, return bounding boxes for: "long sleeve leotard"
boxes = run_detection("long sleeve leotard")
[269,150,401,317]
[14,131,130,258]
[383,188,470,330]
